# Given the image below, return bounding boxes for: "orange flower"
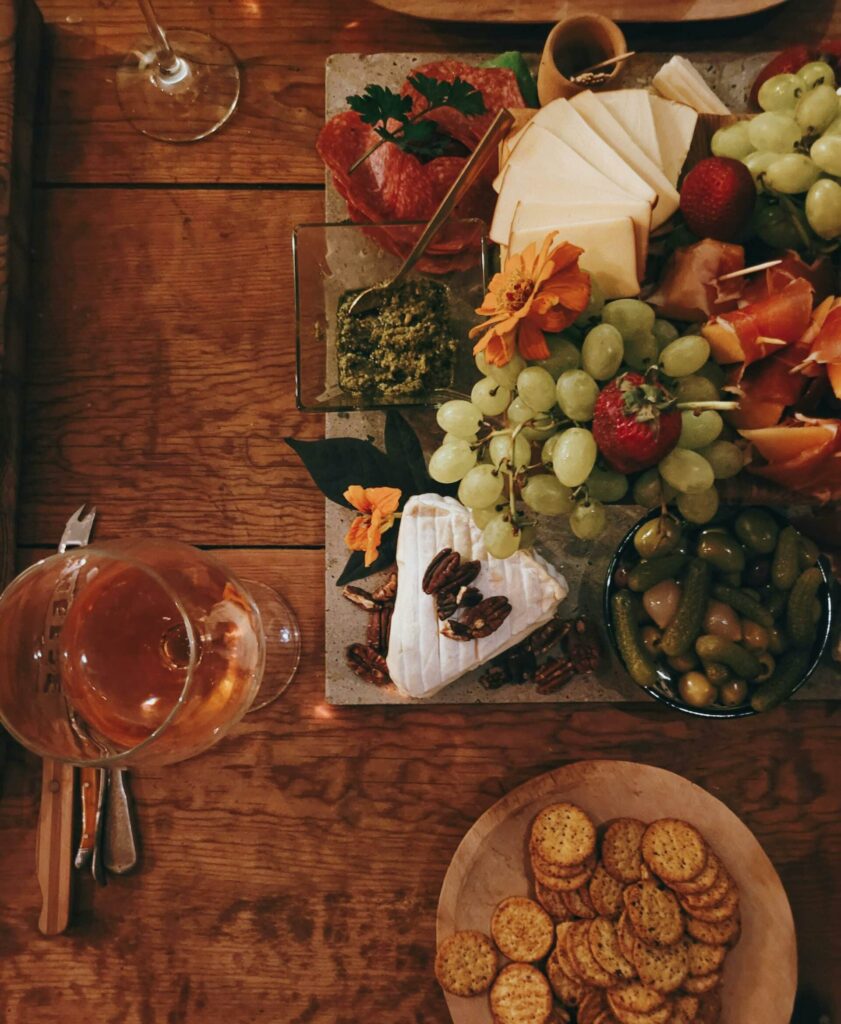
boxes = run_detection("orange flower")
[470,233,591,366]
[343,485,402,566]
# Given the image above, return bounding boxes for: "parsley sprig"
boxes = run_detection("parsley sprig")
[346,72,486,173]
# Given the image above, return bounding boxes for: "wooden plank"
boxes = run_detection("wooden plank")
[1,546,839,1020]
[19,188,328,548]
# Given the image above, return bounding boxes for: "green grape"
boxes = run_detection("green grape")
[677,486,720,524]
[517,366,557,412]
[753,198,809,248]
[471,377,511,417]
[623,331,658,371]
[507,396,536,425]
[601,298,655,339]
[575,274,605,324]
[569,499,607,540]
[659,448,715,495]
[743,150,778,189]
[582,323,624,380]
[798,60,836,89]
[472,506,499,529]
[633,468,676,507]
[795,83,839,133]
[678,409,724,449]
[521,474,574,515]
[436,399,483,439]
[475,350,490,376]
[660,335,710,377]
[757,73,803,112]
[541,433,562,466]
[487,353,526,389]
[538,332,582,379]
[444,431,477,446]
[711,121,755,158]
[822,116,841,136]
[694,361,725,388]
[552,427,597,487]
[653,318,679,353]
[521,417,558,442]
[555,369,599,421]
[489,432,531,470]
[458,465,504,510]
[805,178,841,239]
[483,514,522,559]
[765,153,820,193]
[585,467,628,503]
[675,375,719,403]
[428,442,477,484]
[810,134,841,175]
[697,439,743,479]
[747,111,801,152]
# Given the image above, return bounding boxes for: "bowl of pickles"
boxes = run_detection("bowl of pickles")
[604,506,833,717]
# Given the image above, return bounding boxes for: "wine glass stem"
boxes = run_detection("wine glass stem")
[137,0,180,76]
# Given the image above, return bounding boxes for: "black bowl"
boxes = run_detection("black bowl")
[603,506,834,718]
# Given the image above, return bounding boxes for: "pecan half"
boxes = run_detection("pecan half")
[479,664,508,690]
[342,584,378,610]
[568,617,600,673]
[504,642,537,685]
[422,549,460,594]
[458,596,512,639]
[441,618,473,641]
[366,603,393,655]
[435,590,458,621]
[456,585,483,609]
[372,572,398,603]
[529,616,572,656]
[346,643,391,686]
[535,655,575,694]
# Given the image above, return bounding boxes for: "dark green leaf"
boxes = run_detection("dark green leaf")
[336,531,398,586]
[400,119,449,158]
[284,436,411,508]
[384,410,432,496]
[347,84,412,127]
[408,73,486,117]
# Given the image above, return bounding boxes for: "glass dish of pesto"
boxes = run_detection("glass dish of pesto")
[336,279,456,398]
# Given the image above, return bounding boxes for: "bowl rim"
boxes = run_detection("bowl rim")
[603,505,834,719]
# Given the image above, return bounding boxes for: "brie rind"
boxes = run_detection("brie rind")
[647,93,699,186]
[386,494,568,699]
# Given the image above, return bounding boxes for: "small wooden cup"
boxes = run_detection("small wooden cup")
[537,14,628,106]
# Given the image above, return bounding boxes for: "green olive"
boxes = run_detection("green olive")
[668,652,699,673]
[641,625,663,656]
[755,651,776,682]
[720,678,749,707]
[679,671,717,708]
[704,662,731,685]
[634,517,682,560]
[697,531,746,574]
[734,509,779,555]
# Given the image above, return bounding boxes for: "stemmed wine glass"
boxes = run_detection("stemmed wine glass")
[116,0,240,142]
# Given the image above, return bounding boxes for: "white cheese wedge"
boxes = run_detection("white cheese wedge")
[647,93,699,186]
[653,56,730,115]
[570,91,680,230]
[509,216,639,298]
[386,494,568,699]
[597,90,663,169]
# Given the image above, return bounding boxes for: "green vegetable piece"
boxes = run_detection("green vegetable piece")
[764,589,788,619]
[711,584,775,628]
[481,52,539,107]
[703,661,731,685]
[786,567,824,648]
[634,517,682,560]
[771,526,801,591]
[660,559,711,657]
[798,536,820,568]
[695,635,762,679]
[734,508,779,554]
[612,591,659,688]
[696,531,746,574]
[750,649,812,712]
[628,554,688,593]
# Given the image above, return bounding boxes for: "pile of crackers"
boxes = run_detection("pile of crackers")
[435,802,740,1024]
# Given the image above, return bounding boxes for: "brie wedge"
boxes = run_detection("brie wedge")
[648,93,699,186]
[386,494,568,699]
[597,90,663,169]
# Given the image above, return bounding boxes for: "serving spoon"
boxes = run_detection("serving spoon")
[347,107,514,316]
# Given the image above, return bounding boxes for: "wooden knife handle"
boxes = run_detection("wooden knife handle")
[74,766,98,869]
[36,758,74,936]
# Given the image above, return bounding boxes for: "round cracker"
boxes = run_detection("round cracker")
[623,881,684,948]
[565,919,615,989]
[608,1000,673,1024]
[562,882,597,919]
[641,819,707,884]
[617,910,638,962]
[490,963,553,1024]
[696,989,723,1023]
[671,993,700,1024]
[602,819,647,884]
[683,969,722,995]
[686,912,741,946]
[531,803,597,869]
[535,879,574,922]
[492,897,555,962]
[534,860,594,893]
[546,949,584,1007]
[589,863,625,919]
[684,880,739,923]
[435,930,498,996]
[606,981,666,1015]
[577,989,607,1024]
[687,939,727,976]
[588,916,636,981]
[531,846,591,878]
[672,850,720,895]
[632,937,688,994]
[678,867,731,910]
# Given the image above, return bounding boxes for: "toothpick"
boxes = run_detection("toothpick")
[576,51,636,75]
[716,259,783,283]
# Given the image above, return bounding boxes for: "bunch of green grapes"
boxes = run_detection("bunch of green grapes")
[427,282,745,558]
[712,60,841,245]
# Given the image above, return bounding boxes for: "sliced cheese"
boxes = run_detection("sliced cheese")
[647,93,699,186]
[508,216,640,298]
[653,55,730,116]
[597,90,663,169]
[570,91,680,230]
[386,494,568,699]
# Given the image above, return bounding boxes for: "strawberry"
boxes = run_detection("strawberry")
[749,45,813,107]
[592,371,681,475]
[679,157,756,243]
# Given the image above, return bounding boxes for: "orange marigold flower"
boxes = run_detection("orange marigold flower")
[343,485,402,566]
[470,233,591,366]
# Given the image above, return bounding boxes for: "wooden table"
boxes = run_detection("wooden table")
[0,2,840,1022]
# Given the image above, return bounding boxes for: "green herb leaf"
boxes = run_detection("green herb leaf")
[347,84,412,127]
[407,72,486,117]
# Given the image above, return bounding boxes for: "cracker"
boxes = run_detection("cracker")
[617,911,638,963]
[672,850,720,895]
[565,920,616,989]
[546,1005,572,1024]
[588,916,636,981]
[623,881,684,947]
[686,912,740,946]
[546,950,584,1007]
[589,863,625,919]
[602,819,647,884]
[490,963,554,1024]
[531,803,597,869]
[492,897,555,962]
[641,819,707,884]
[606,981,666,1015]
[434,930,498,996]
[632,937,688,994]
[696,989,723,1024]
[608,1000,673,1024]
[577,989,606,1024]
[531,847,590,878]
[683,881,739,924]
[534,861,594,893]
[535,879,574,922]
[683,969,722,995]
[687,939,727,976]
[678,867,730,910]
[562,883,597,919]
[671,994,700,1024]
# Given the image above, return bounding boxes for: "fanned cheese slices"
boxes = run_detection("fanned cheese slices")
[647,93,699,187]
[386,494,568,699]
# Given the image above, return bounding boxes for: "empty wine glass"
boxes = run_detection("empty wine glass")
[116,0,240,142]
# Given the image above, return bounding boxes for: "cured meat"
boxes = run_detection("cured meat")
[739,251,835,306]
[647,239,744,322]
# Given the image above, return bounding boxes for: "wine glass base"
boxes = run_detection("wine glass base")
[116,29,240,143]
[241,581,301,712]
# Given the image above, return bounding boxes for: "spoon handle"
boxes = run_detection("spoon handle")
[391,107,514,289]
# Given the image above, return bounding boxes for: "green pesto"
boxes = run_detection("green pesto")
[336,279,456,396]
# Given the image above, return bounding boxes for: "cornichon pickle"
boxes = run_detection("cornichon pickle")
[628,554,688,593]
[799,536,820,568]
[734,508,779,554]
[612,590,659,688]
[771,526,801,591]
[660,560,711,658]
[750,649,812,712]
[786,567,824,648]
[764,589,788,619]
[703,661,731,685]
[711,584,775,628]
[695,635,762,679]
[696,531,746,574]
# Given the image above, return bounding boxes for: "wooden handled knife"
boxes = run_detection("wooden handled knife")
[36,758,75,936]
[74,766,99,869]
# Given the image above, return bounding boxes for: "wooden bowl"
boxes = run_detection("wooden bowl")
[437,759,796,1024]
[537,14,627,105]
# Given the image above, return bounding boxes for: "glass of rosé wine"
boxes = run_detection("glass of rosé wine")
[0,539,300,767]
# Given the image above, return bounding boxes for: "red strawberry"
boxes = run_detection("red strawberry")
[749,45,813,107]
[679,157,756,243]
[592,372,681,475]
